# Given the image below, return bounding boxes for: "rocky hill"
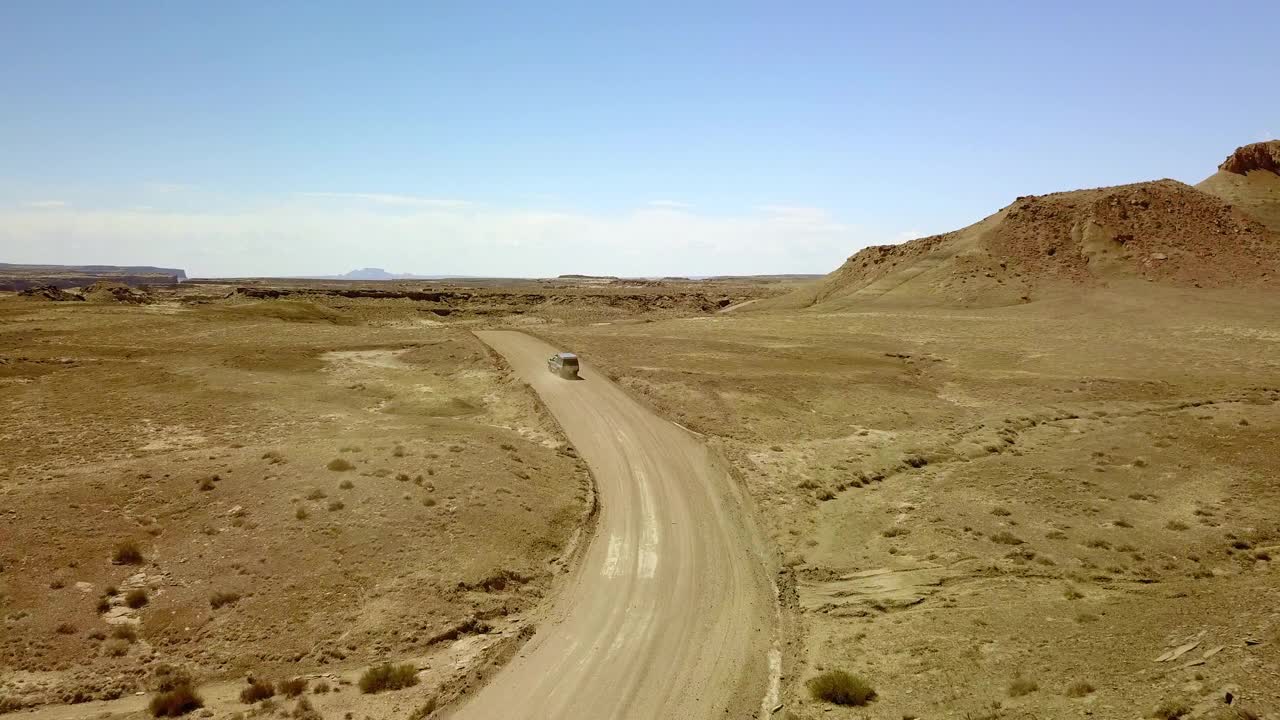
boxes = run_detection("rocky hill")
[1197,140,1280,234]
[768,142,1280,309]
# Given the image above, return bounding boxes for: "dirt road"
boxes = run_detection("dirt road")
[453,331,776,719]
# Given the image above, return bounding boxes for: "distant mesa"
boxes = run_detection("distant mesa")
[339,267,401,280]
[764,141,1280,310]
[0,263,186,292]
[299,268,478,281]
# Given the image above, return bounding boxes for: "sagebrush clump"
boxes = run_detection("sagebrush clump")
[210,591,241,609]
[806,670,875,706]
[358,663,419,694]
[1065,680,1095,697]
[240,679,275,704]
[125,588,149,609]
[113,540,144,565]
[149,681,203,717]
[1008,677,1038,697]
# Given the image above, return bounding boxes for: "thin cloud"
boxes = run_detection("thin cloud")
[22,200,68,209]
[645,200,692,210]
[143,182,196,193]
[0,196,871,278]
[295,192,475,209]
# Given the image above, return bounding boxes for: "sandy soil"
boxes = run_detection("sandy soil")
[0,297,592,718]
[543,284,1280,719]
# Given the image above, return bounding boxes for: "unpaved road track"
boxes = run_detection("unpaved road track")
[454,331,775,720]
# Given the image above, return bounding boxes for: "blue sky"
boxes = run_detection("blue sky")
[1,1,1276,277]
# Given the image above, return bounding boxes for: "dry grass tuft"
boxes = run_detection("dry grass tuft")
[113,540,144,565]
[1065,680,1095,697]
[125,588,149,609]
[1008,677,1038,697]
[805,670,875,706]
[358,663,419,694]
[210,591,241,610]
[990,530,1025,545]
[326,458,354,472]
[149,681,203,717]
[278,678,307,697]
[239,679,275,704]
[409,698,439,719]
[1152,698,1191,719]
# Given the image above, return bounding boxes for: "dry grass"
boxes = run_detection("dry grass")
[1065,680,1095,697]
[290,697,321,720]
[805,670,876,706]
[409,698,439,719]
[102,639,130,657]
[239,679,275,704]
[326,458,354,472]
[1008,677,1039,697]
[113,540,144,565]
[358,663,419,694]
[990,530,1025,545]
[1152,698,1191,719]
[278,677,307,697]
[125,588,149,609]
[210,591,241,610]
[149,681,203,717]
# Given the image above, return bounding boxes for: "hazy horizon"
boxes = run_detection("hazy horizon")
[2,2,1276,277]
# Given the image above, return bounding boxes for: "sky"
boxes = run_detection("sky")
[1,1,1276,278]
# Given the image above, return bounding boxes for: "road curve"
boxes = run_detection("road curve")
[453,331,775,720]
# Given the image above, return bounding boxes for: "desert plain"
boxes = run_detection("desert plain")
[3,141,1280,720]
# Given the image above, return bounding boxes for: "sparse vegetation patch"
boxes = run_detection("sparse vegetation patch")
[358,663,419,694]
[806,670,876,706]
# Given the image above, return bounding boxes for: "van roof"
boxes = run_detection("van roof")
[556,352,578,360]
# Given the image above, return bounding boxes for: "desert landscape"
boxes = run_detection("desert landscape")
[3,140,1280,720]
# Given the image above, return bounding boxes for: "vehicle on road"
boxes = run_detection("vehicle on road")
[547,352,580,378]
